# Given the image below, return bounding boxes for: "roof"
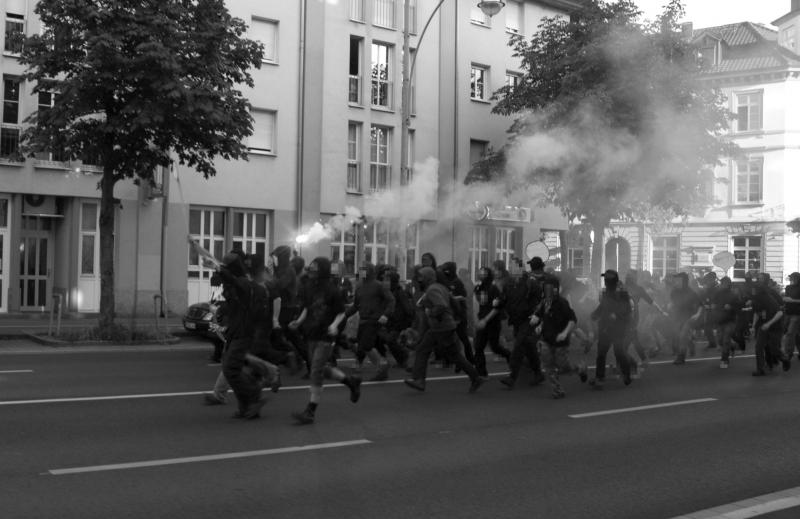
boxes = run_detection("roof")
[691,22,800,75]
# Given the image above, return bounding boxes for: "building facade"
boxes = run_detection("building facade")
[585,8,800,285]
[0,0,577,315]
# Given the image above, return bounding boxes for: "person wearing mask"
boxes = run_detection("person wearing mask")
[403,267,486,393]
[624,269,666,374]
[711,276,742,369]
[214,251,268,419]
[590,270,633,388]
[347,262,395,381]
[421,252,437,270]
[782,272,800,363]
[531,276,587,398]
[378,268,416,369]
[439,262,475,368]
[473,265,512,377]
[288,257,362,424]
[750,273,787,376]
[698,272,720,351]
[499,257,546,388]
[669,272,702,365]
[270,245,306,375]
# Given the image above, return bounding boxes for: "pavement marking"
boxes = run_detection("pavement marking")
[0,369,33,374]
[569,398,717,419]
[46,439,372,475]
[670,486,800,518]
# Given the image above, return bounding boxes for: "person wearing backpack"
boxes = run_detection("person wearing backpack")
[589,270,634,389]
[346,262,395,382]
[378,268,415,369]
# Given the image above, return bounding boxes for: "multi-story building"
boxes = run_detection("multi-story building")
[0,0,578,316]
[586,3,800,284]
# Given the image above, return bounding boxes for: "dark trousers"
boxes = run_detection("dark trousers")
[411,329,479,382]
[473,319,510,376]
[378,327,411,367]
[455,320,475,365]
[222,337,261,410]
[508,321,542,380]
[595,330,631,381]
[755,325,783,371]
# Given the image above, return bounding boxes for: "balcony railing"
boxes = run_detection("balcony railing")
[347,162,361,192]
[371,79,393,109]
[349,75,361,104]
[369,164,391,192]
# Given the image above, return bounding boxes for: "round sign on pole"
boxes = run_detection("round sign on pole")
[525,241,550,261]
[712,251,735,272]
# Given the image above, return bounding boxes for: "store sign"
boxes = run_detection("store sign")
[487,206,531,223]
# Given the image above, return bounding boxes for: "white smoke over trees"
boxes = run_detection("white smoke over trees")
[474,0,734,280]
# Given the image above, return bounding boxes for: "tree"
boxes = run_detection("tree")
[470,0,732,281]
[19,0,264,329]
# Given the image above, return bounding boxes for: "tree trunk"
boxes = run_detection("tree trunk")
[98,169,117,330]
[590,219,609,288]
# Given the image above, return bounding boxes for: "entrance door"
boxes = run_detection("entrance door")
[77,202,100,311]
[605,237,631,276]
[19,216,54,311]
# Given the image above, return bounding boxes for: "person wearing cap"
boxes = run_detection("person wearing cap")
[530,275,586,398]
[782,272,800,363]
[711,276,742,368]
[589,269,633,387]
[669,272,702,365]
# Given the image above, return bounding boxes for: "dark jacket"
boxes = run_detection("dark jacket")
[349,263,395,324]
[591,288,632,335]
[298,257,345,341]
[505,273,541,326]
[418,267,457,332]
[271,245,298,320]
[535,296,577,347]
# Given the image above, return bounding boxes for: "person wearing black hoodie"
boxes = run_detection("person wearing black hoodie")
[439,261,475,367]
[270,245,307,375]
[288,257,362,424]
[473,266,512,377]
[346,262,394,381]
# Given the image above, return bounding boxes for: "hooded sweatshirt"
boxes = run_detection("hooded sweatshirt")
[297,257,345,340]
[474,269,504,321]
[271,245,298,315]
[349,263,395,324]
[418,267,457,332]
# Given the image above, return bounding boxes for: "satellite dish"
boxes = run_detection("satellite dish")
[525,241,550,261]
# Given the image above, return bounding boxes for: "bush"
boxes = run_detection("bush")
[55,323,173,344]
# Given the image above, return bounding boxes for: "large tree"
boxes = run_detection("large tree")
[19,0,263,329]
[470,0,732,280]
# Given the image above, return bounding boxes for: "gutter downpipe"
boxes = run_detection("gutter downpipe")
[296,0,307,231]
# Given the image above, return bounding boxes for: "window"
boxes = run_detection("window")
[370,125,391,192]
[249,109,276,153]
[408,0,418,34]
[505,0,522,34]
[401,129,414,186]
[468,226,489,281]
[735,158,762,204]
[371,42,392,108]
[331,227,357,276]
[405,222,419,279]
[79,203,98,276]
[469,139,488,168]
[347,122,361,192]
[470,4,490,26]
[4,12,24,54]
[732,236,761,280]
[232,211,269,259]
[568,248,585,277]
[470,65,488,101]
[1,76,20,159]
[505,72,521,92]
[406,47,417,114]
[495,227,515,268]
[33,91,67,162]
[652,236,679,279]
[781,26,796,51]
[188,208,226,281]
[349,37,363,104]
[250,18,277,63]
[373,0,396,28]
[736,91,763,132]
[350,0,364,22]
[364,220,389,265]
[697,38,720,67]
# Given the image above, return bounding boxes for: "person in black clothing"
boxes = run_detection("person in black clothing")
[499,256,546,389]
[289,257,362,424]
[473,266,512,377]
[711,276,741,368]
[532,276,586,398]
[782,272,800,362]
[750,275,786,376]
[590,269,633,388]
[670,272,702,365]
[377,269,415,369]
[439,261,475,367]
[215,251,268,419]
[270,245,307,375]
[346,262,394,381]
[624,269,666,373]
[697,272,719,351]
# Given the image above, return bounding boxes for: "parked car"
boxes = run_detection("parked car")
[182,287,225,341]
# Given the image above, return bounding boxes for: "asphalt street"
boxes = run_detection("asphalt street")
[2,340,800,519]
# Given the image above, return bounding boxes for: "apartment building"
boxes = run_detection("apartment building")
[590,4,800,283]
[0,0,578,315]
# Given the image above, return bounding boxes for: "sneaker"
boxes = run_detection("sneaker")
[752,369,766,377]
[623,373,632,386]
[578,366,588,383]
[719,361,729,369]
[469,376,488,393]
[673,355,686,365]
[203,392,227,406]
[242,395,267,420]
[552,388,566,399]
[499,376,515,389]
[369,364,389,382]
[589,378,604,390]
[404,378,426,392]
[269,370,282,393]
[782,358,791,372]
[348,376,362,403]
[292,408,315,425]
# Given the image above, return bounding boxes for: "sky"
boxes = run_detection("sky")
[632,0,790,29]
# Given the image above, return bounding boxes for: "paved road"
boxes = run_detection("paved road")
[1,344,800,519]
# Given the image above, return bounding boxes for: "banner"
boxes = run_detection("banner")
[188,236,222,269]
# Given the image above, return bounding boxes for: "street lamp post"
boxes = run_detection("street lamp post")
[399,0,504,261]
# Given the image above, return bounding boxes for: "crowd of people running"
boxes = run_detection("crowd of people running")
[202,244,800,423]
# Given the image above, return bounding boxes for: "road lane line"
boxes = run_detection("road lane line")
[47,439,372,475]
[669,486,800,518]
[569,398,717,419]
[0,369,33,373]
